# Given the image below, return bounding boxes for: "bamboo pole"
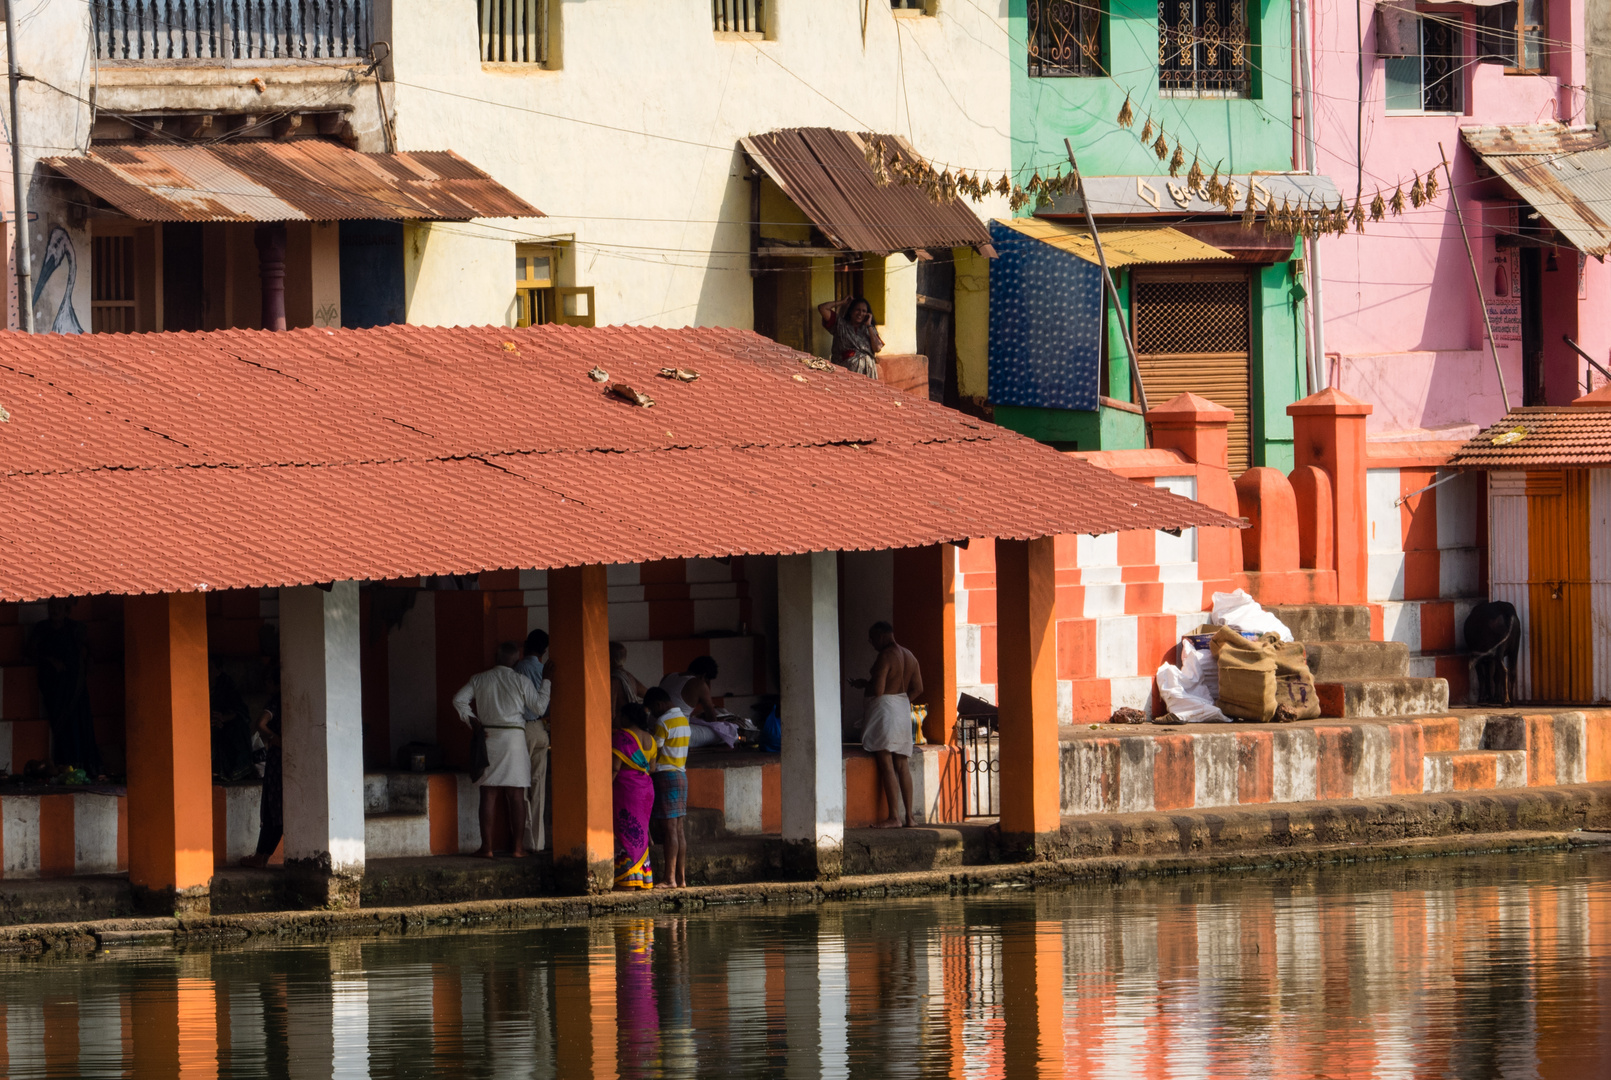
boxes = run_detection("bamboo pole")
[1065,138,1147,416]
[1440,142,1511,411]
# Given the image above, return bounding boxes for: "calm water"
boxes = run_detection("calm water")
[1,850,1608,1078]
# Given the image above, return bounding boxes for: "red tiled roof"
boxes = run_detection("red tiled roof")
[0,324,1235,601]
[1446,406,1611,468]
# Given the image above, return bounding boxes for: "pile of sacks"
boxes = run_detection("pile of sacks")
[1154,590,1320,724]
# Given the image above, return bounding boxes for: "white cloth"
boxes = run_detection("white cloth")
[524,719,550,850]
[453,666,550,788]
[861,693,913,755]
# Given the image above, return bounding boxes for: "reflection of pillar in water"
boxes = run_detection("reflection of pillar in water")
[3,1000,45,1077]
[554,926,616,1079]
[656,920,697,1076]
[430,964,465,1071]
[331,981,370,1080]
[1099,911,1157,1076]
[77,993,124,1074]
[1000,920,1066,1075]
[782,920,849,1080]
[725,941,768,1071]
[128,977,218,1080]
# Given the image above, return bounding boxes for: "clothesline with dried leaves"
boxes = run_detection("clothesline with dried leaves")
[859,102,1448,239]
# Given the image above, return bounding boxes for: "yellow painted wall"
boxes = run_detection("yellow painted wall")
[954,246,990,400]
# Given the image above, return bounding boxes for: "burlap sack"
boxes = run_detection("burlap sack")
[1210,627,1276,723]
[1267,636,1321,720]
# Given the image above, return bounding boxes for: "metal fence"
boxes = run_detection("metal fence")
[954,717,999,818]
[93,1,372,62]
[713,0,765,34]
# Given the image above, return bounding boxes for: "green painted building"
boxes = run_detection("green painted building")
[990,0,1318,473]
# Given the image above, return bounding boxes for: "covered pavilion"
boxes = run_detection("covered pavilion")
[0,323,1233,911]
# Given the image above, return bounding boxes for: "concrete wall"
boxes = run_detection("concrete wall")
[1313,0,1606,428]
[388,1,1011,330]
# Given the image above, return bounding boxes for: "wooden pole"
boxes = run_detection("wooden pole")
[1440,142,1511,411]
[1065,139,1148,416]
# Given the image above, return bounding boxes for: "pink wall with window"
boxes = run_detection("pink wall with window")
[1309,0,1605,436]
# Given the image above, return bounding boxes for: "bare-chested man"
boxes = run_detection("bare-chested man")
[850,621,924,828]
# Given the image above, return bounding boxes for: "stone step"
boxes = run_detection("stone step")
[1423,749,1527,793]
[1304,640,1410,680]
[1268,605,1373,642]
[1315,677,1449,718]
[364,811,432,860]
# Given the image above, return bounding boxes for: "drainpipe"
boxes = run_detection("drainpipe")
[1295,0,1326,390]
[6,1,32,332]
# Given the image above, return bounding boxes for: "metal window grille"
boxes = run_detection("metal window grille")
[91,236,136,334]
[713,0,765,34]
[93,1,371,62]
[1028,0,1103,77]
[953,718,999,818]
[1419,15,1463,112]
[891,0,929,9]
[480,0,549,65]
[1158,0,1249,96]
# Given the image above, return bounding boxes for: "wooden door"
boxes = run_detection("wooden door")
[1527,470,1592,701]
[752,256,812,354]
[1131,269,1253,473]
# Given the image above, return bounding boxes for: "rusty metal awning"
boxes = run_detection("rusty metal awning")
[740,128,993,257]
[1461,124,1611,259]
[43,141,543,223]
[993,217,1232,266]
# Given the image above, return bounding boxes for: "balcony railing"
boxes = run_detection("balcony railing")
[93,1,371,62]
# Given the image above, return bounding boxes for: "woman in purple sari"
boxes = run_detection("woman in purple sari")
[612,703,658,890]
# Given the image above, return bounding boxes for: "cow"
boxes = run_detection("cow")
[1464,601,1521,705]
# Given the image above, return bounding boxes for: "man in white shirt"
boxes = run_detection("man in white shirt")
[452,641,550,858]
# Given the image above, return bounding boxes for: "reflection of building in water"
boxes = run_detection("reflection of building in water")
[0,866,1608,1076]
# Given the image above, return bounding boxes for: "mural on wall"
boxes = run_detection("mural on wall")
[32,226,84,334]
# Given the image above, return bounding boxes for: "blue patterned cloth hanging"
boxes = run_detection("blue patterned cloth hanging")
[987,220,1102,412]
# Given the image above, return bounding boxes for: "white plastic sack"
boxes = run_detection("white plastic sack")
[1156,646,1227,724]
[1210,588,1294,642]
[1181,638,1219,703]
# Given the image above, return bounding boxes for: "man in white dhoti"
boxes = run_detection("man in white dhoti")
[850,621,924,829]
[453,641,549,858]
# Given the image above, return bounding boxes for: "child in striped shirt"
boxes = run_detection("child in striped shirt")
[644,687,690,888]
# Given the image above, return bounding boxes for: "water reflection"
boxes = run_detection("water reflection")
[0,850,1607,1077]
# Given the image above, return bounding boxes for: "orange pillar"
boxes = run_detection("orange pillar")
[1147,392,1242,585]
[549,564,613,893]
[1289,388,1373,604]
[995,536,1060,857]
[124,592,213,915]
[892,543,957,746]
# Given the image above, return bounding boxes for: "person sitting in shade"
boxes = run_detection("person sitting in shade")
[817,296,884,378]
[660,656,739,748]
[610,640,649,723]
[452,641,549,859]
[512,629,554,852]
[644,686,691,889]
[850,621,923,829]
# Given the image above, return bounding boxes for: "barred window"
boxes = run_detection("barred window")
[1029,1,1104,78]
[480,0,550,65]
[714,0,766,36]
[1385,14,1462,113]
[1158,0,1250,97]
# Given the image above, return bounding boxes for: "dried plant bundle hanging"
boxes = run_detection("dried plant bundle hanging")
[1117,94,1135,129]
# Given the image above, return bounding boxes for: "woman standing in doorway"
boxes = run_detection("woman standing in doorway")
[611,703,659,890]
[818,296,884,378]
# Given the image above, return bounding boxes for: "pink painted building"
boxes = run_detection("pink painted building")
[1310,0,1609,438]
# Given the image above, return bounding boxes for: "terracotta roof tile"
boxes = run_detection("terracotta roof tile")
[1446,406,1611,468]
[0,324,1235,601]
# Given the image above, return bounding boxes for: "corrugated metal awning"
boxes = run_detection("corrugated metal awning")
[1461,124,1611,258]
[43,141,543,223]
[740,128,994,256]
[994,217,1232,266]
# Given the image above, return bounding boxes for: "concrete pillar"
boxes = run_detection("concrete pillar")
[1147,391,1242,583]
[1289,388,1373,603]
[893,544,957,746]
[995,537,1060,858]
[778,551,844,881]
[280,582,365,908]
[124,592,214,915]
[254,223,288,331]
[549,564,612,893]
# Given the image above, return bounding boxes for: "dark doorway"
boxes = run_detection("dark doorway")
[339,221,405,328]
[917,251,958,405]
[752,256,812,354]
[1520,247,1544,405]
[161,222,205,333]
